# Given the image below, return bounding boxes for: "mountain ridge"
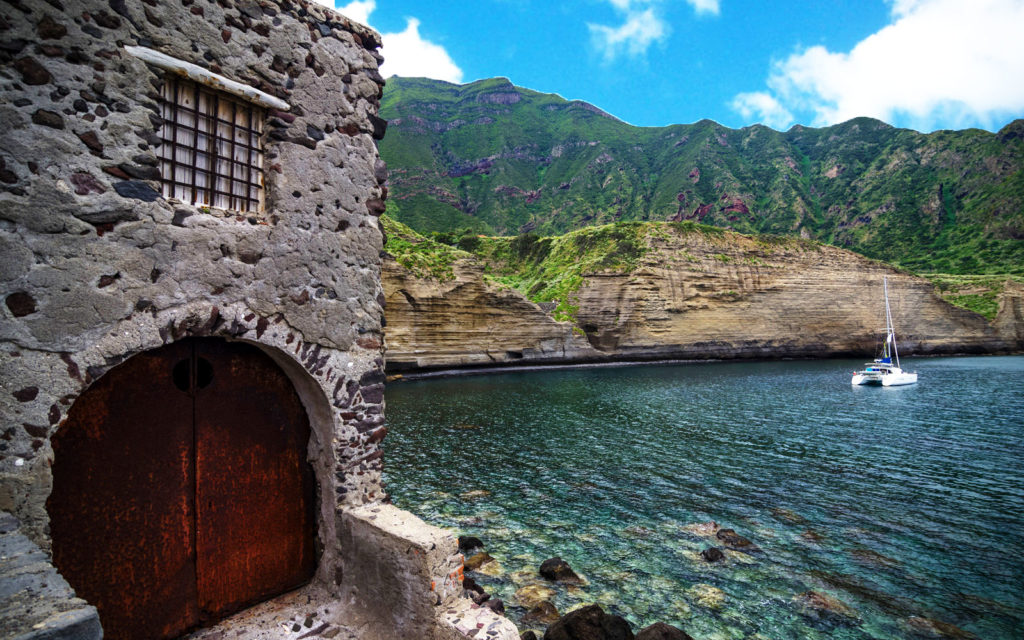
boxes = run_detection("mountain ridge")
[378,76,1023,275]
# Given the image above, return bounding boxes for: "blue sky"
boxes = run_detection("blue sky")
[317,0,1024,133]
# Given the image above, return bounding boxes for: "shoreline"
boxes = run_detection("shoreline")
[386,349,1022,381]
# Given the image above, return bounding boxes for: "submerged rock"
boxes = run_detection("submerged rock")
[543,604,633,640]
[903,616,979,639]
[793,591,860,625]
[721,549,757,565]
[699,547,725,562]
[516,584,557,608]
[771,507,807,524]
[460,489,491,500]
[715,528,756,550]
[635,622,694,640]
[849,547,900,569]
[540,557,581,583]
[465,552,494,571]
[523,600,561,626]
[681,521,720,537]
[686,583,725,610]
[477,558,505,577]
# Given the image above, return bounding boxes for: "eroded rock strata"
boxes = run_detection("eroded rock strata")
[384,228,1022,372]
[383,257,596,371]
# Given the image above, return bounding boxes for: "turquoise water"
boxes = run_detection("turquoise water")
[382,357,1024,638]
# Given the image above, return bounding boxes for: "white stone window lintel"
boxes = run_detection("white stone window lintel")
[125,45,290,111]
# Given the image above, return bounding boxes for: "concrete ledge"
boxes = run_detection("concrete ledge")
[338,504,517,640]
[0,512,101,640]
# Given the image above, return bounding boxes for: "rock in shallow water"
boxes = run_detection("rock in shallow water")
[699,547,725,562]
[681,521,720,537]
[715,528,756,550]
[540,557,581,583]
[465,552,494,571]
[516,584,557,608]
[635,622,694,640]
[772,507,807,524]
[542,604,632,640]
[792,591,860,625]
[523,600,561,626]
[459,535,484,552]
[686,583,726,610]
[903,616,979,639]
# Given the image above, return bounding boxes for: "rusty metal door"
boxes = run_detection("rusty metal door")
[48,338,316,640]
[194,339,316,621]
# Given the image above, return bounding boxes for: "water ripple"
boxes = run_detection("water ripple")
[384,356,1024,638]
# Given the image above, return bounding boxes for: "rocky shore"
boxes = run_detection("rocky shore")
[457,536,698,640]
[453,525,980,640]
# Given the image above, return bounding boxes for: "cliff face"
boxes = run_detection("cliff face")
[383,257,597,371]
[383,226,1022,373]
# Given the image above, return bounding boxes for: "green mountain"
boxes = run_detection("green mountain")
[378,76,1024,275]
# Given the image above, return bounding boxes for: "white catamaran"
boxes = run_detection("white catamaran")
[851,277,918,386]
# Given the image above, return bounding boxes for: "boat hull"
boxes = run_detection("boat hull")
[851,370,918,386]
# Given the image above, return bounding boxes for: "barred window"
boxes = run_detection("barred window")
[157,76,265,213]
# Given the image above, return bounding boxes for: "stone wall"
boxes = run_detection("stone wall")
[1,0,387,558]
[0,1,515,638]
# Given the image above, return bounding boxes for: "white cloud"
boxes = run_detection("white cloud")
[686,0,720,16]
[379,18,464,83]
[321,0,465,83]
[732,0,1024,131]
[336,0,375,26]
[589,0,720,62]
[731,91,795,129]
[589,7,669,61]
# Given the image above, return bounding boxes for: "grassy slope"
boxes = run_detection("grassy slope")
[380,215,470,282]
[379,77,1024,276]
[920,274,1024,320]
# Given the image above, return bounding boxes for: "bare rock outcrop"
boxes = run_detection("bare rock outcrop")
[571,231,1018,359]
[383,257,597,371]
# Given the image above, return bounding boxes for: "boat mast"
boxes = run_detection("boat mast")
[883,276,900,368]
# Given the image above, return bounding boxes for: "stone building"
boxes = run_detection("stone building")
[0,1,515,638]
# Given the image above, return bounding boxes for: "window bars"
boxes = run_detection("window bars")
[157,76,265,213]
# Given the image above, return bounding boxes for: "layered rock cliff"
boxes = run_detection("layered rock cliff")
[383,222,1022,373]
[383,257,596,371]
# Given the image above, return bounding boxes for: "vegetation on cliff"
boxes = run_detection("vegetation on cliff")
[379,76,1024,276]
[380,215,470,282]
[921,274,1024,320]
[384,216,1017,325]
[472,221,652,322]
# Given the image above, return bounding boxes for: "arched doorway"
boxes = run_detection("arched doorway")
[48,338,317,639]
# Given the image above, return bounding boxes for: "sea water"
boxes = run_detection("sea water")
[382,357,1024,638]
